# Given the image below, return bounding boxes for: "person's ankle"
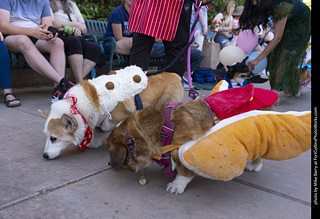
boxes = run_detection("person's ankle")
[58,78,69,87]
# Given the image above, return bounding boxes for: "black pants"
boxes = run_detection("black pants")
[59,36,101,63]
[129,0,192,77]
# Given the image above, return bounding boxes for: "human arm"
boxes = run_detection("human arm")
[0,9,52,40]
[247,17,287,71]
[52,20,86,33]
[218,19,233,32]
[198,8,207,36]
[112,23,128,41]
[49,5,87,35]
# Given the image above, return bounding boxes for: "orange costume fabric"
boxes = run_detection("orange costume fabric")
[178,110,311,181]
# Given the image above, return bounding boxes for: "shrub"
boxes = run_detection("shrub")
[75,0,245,22]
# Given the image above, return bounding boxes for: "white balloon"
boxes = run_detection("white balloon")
[219,46,245,66]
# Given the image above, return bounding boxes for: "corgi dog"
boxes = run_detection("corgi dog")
[41,66,183,159]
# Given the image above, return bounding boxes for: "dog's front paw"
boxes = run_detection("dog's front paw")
[245,158,263,172]
[166,174,194,195]
[166,182,186,195]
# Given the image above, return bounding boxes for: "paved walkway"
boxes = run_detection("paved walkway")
[0,81,312,219]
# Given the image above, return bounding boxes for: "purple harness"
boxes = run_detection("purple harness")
[154,102,184,178]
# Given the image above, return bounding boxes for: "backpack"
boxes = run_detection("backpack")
[192,67,215,83]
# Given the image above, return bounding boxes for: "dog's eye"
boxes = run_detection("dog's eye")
[50,136,57,143]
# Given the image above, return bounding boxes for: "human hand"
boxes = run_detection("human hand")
[247,59,260,72]
[202,27,207,36]
[0,31,3,41]
[73,27,82,37]
[223,32,231,39]
[32,24,53,41]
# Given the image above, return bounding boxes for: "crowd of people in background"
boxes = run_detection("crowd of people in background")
[0,0,311,107]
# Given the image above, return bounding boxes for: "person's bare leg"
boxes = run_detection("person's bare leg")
[67,54,84,83]
[5,35,63,84]
[36,38,66,83]
[82,59,96,80]
[115,37,132,55]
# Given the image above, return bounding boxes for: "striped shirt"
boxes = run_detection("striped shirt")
[128,0,184,41]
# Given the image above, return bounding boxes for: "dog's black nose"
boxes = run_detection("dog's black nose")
[43,153,49,159]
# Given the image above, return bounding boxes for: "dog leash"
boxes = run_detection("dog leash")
[146,0,213,100]
[186,0,202,100]
[246,18,274,58]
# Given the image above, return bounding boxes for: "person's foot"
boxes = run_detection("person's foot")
[4,93,21,107]
[249,74,269,83]
[181,80,189,91]
[52,78,75,103]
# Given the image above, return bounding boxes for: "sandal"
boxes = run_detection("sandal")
[4,93,21,108]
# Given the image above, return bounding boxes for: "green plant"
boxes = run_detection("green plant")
[74,0,121,21]
[74,0,246,22]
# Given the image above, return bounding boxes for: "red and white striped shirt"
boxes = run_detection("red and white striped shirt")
[128,0,184,41]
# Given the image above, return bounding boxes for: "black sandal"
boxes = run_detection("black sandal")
[4,93,21,108]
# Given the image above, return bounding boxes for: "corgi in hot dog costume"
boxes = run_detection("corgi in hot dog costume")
[169,81,310,192]
[175,81,311,190]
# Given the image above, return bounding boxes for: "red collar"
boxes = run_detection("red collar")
[65,92,92,150]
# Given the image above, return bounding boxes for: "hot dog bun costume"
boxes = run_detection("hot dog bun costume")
[178,81,311,181]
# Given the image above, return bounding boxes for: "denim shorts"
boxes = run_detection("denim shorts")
[215,33,234,47]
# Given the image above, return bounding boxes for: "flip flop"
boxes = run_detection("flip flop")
[4,93,21,108]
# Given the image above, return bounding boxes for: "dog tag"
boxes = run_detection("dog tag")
[139,177,147,185]
[139,170,147,185]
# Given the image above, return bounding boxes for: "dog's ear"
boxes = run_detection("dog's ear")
[302,65,308,72]
[108,121,130,170]
[39,110,50,118]
[227,65,235,72]
[61,114,78,133]
[109,144,127,170]
[242,56,249,64]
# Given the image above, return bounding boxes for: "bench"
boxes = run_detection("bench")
[84,19,166,72]
[8,19,166,77]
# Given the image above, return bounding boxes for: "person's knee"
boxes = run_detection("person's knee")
[51,37,65,51]
[12,35,35,51]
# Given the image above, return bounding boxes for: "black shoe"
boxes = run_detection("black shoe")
[51,78,75,103]
[249,75,269,83]
[212,67,226,77]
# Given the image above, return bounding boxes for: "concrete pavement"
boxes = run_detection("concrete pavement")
[0,81,312,219]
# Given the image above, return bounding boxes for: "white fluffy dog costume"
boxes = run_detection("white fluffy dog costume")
[43,66,148,158]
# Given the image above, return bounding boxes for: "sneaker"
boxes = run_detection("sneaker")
[51,78,75,103]
[181,80,189,91]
